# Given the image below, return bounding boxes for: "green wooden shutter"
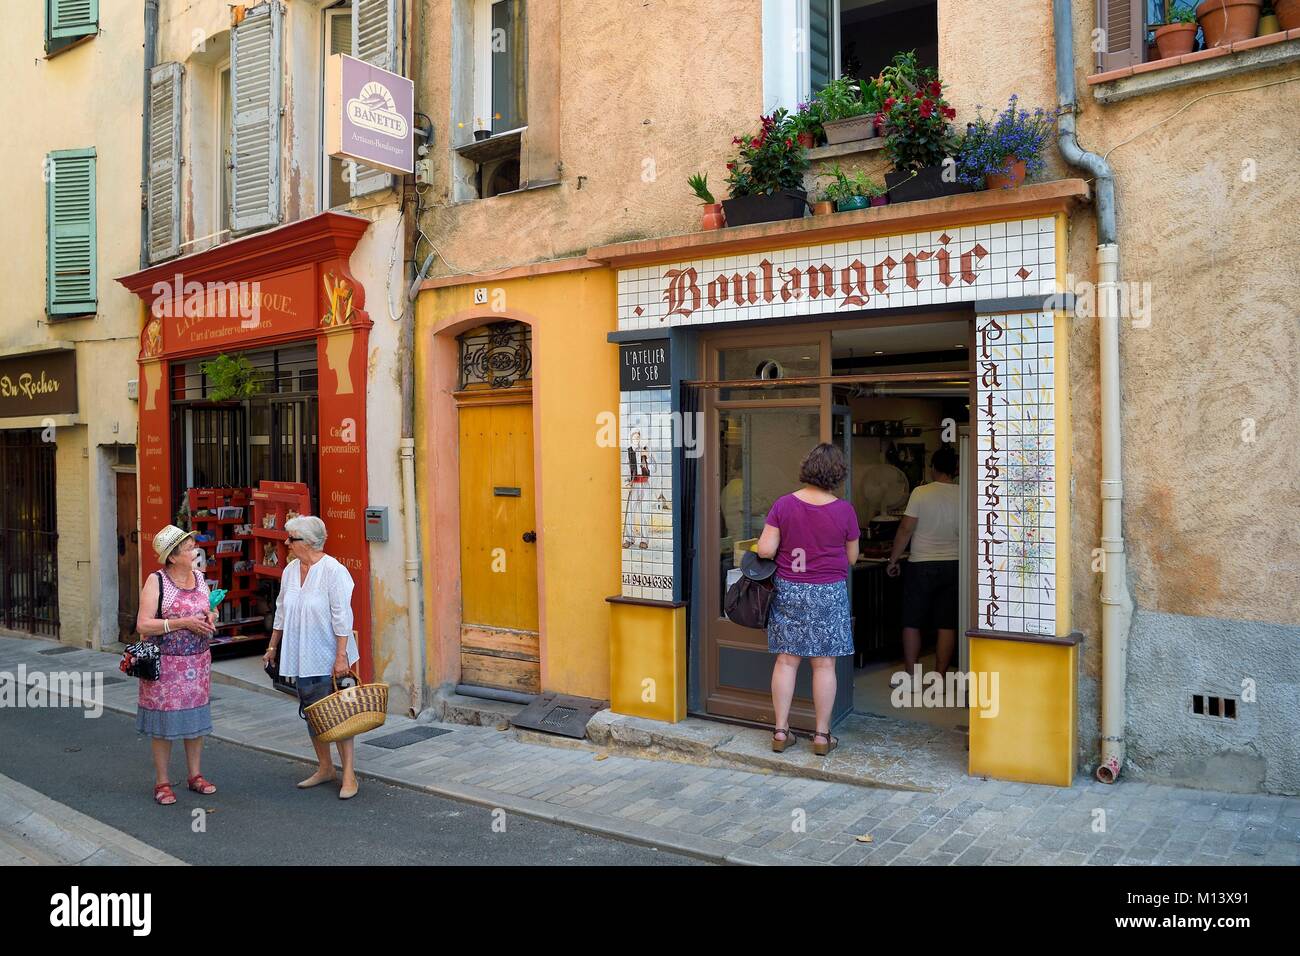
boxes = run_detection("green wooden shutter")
[46,148,97,316]
[147,62,184,263]
[350,0,397,198]
[808,0,834,95]
[48,0,99,41]
[230,1,283,232]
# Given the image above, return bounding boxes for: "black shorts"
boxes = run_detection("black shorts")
[901,560,959,630]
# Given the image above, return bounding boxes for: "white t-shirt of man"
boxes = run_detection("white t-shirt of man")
[903,481,961,562]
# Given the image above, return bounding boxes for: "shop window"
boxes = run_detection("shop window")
[458,322,532,390]
[45,0,98,56]
[45,148,97,317]
[763,0,938,111]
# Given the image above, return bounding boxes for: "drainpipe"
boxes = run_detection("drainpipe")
[139,0,160,269]
[399,0,425,718]
[1052,0,1133,784]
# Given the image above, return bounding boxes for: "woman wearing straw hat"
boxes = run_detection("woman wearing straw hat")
[135,525,218,806]
[262,515,361,800]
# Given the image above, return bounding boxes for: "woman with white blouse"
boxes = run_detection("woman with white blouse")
[262,515,362,800]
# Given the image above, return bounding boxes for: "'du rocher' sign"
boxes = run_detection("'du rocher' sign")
[325,53,414,176]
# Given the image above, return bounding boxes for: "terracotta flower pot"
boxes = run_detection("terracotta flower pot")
[1196,0,1262,48]
[701,203,725,230]
[1153,22,1198,58]
[797,131,816,149]
[985,157,1027,191]
[811,201,835,216]
[1274,0,1300,29]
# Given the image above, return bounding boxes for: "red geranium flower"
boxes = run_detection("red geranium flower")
[919,100,934,118]
[883,96,896,111]
[927,80,943,98]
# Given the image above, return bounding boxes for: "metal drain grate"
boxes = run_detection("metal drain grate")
[39,646,80,655]
[510,693,605,739]
[363,727,453,749]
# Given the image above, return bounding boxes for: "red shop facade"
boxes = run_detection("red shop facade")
[118,213,377,679]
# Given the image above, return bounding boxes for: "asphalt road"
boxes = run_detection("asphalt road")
[0,703,701,866]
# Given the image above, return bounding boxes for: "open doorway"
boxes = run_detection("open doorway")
[830,321,970,733]
[697,313,971,736]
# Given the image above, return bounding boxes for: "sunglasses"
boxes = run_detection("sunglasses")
[287,536,305,544]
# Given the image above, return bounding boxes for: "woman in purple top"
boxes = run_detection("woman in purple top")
[756,443,860,756]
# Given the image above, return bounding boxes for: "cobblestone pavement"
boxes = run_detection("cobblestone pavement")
[3,635,1298,866]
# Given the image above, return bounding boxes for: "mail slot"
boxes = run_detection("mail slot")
[494,486,521,497]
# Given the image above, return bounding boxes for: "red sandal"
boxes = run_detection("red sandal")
[154,782,177,805]
[187,774,217,795]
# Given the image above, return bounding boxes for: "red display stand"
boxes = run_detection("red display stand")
[251,480,313,578]
[187,486,263,653]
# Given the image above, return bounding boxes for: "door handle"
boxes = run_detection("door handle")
[522,531,536,543]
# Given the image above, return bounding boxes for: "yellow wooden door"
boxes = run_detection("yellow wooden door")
[458,402,539,631]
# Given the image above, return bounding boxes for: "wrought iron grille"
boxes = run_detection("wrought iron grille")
[0,430,60,636]
[458,322,532,389]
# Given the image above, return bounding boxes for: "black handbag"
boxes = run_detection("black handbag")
[724,551,778,629]
[120,572,164,681]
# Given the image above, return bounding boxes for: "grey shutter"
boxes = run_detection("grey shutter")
[147,62,183,263]
[808,0,834,94]
[350,0,397,198]
[46,149,97,316]
[1096,0,1145,71]
[49,0,99,40]
[230,2,283,232]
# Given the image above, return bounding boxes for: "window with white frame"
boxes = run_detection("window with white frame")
[763,0,938,114]
[218,62,232,234]
[323,3,353,209]
[475,0,527,137]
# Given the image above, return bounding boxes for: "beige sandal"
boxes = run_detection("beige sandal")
[771,727,798,753]
[811,732,838,756]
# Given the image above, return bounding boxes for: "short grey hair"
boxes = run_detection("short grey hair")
[284,514,327,550]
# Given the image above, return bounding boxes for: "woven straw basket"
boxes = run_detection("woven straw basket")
[303,673,389,743]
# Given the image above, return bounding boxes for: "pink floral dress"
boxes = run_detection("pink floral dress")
[136,569,213,739]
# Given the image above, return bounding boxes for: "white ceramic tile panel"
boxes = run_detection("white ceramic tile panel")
[620,388,674,601]
[617,216,1057,330]
[974,311,1057,637]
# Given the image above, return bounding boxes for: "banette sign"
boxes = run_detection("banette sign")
[324,53,414,176]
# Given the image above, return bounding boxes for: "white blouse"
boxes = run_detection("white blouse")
[273,554,360,678]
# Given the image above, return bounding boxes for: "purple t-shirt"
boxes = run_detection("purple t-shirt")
[764,493,861,584]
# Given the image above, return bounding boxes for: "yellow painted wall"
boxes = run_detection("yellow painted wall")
[415,266,621,701]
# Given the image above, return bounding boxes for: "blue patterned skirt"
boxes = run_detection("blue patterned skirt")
[767,577,854,658]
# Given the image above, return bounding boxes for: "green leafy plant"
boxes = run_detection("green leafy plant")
[687,172,716,205]
[790,101,825,143]
[724,109,810,198]
[200,353,263,402]
[1161,1,1198,23]
[812,76,871,122]
[819,165,885,204]
[875,51,926,102]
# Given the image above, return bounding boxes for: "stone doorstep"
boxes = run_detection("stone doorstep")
[517,709,972,794]
[423,687,525,729]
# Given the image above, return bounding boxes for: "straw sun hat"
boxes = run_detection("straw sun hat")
[152,524,197,565]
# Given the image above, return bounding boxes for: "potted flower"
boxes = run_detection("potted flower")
[791,101,824,149]
[880,73,968,203]
[722,109,810,226]
[1154,3,1200,58]
[687,172,725,230]
[820,165,886,211]
[956,96,1056,190]
[1196,0,1262,47]
[812,76,876,145]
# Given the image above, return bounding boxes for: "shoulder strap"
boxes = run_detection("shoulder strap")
[156,570,165,618]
